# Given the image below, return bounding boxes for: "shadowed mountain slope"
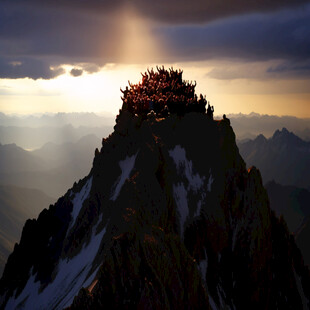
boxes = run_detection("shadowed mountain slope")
[265,181,310,233]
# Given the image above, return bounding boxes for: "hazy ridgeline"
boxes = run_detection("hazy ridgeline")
[238,128,310,190]
[0,112,114,150]
[226,113,310,142]
[0,112,116,197]
[0,111,309,198]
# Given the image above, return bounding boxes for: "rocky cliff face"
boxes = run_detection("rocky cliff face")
[1,111,309,309]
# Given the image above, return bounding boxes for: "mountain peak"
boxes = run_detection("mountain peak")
[272,127,291,139]
[1,67,309,310]
[254,133,267,143]
[271,127,305,147]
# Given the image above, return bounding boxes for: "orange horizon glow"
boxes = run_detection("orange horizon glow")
[0,62,310,119]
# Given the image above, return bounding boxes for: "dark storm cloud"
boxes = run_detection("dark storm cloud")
[158,4,310,80]
[138,0,310,24]
[267,60,310,78]
[0,57,64,80]
[70,68,83,77]
[0,3,121,59]
[161,6,310,62]
[0,0,310,79]
[7,0,310,24]
[0,2,123,79]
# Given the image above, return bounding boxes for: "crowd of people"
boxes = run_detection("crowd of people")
[120,66,214,119]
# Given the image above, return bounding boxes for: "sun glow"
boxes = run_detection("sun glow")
[117,8,165,64]
[1,60,310,118]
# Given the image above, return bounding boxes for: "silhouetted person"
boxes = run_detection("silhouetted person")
[223,114,230,125]
[120,86,129,98]
[207,103,213,119]
[162,105,170,117]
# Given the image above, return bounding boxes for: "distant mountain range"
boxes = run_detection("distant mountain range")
[238,128,310,190]
[225,113,310,141]
[0,125,112,150]
[0,135,101,197]
[32,134,101,170]
[0,143,47,173]
[1,112,310,148]
[0,185,55,276]
[0,112,114,128]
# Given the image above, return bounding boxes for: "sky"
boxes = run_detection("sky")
[0,0,310,118]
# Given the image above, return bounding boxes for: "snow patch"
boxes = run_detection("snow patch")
[169,145,205,192]
[194,200,203,218]
[173,183,188,237]
[217,284,226,309]
[207,168,214,192]
[68,176,93,231]
[110,153,138,201]
[209,295,218,310]
[198,248,208,285]
[6,216,106,310]
[169,145,211,221]
[294,268,309,310]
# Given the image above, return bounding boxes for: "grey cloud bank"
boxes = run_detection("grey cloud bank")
[0,0,309,79]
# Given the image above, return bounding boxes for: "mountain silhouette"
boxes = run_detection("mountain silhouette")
[1,67,309,309]
[228,113,310,141]
[238,128,310,190]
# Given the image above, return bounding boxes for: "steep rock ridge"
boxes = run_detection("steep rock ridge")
[1,111,309,309]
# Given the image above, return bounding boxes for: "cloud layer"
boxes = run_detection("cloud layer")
[0,0,309,79]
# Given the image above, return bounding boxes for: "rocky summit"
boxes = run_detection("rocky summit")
[0,67,310,309]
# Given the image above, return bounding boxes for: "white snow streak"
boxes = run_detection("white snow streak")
[6,216,106,310]
[217,285,226,309]
[198,248,208,285]
[169,145,205,192]
[207,169,214,192]
[294,268,309,310]
[68,176,93,231]
[110,153,138,201]
[169,145,215,230]
[194,200,203,218]
[209,295,219,310]
[173,183,188,237]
